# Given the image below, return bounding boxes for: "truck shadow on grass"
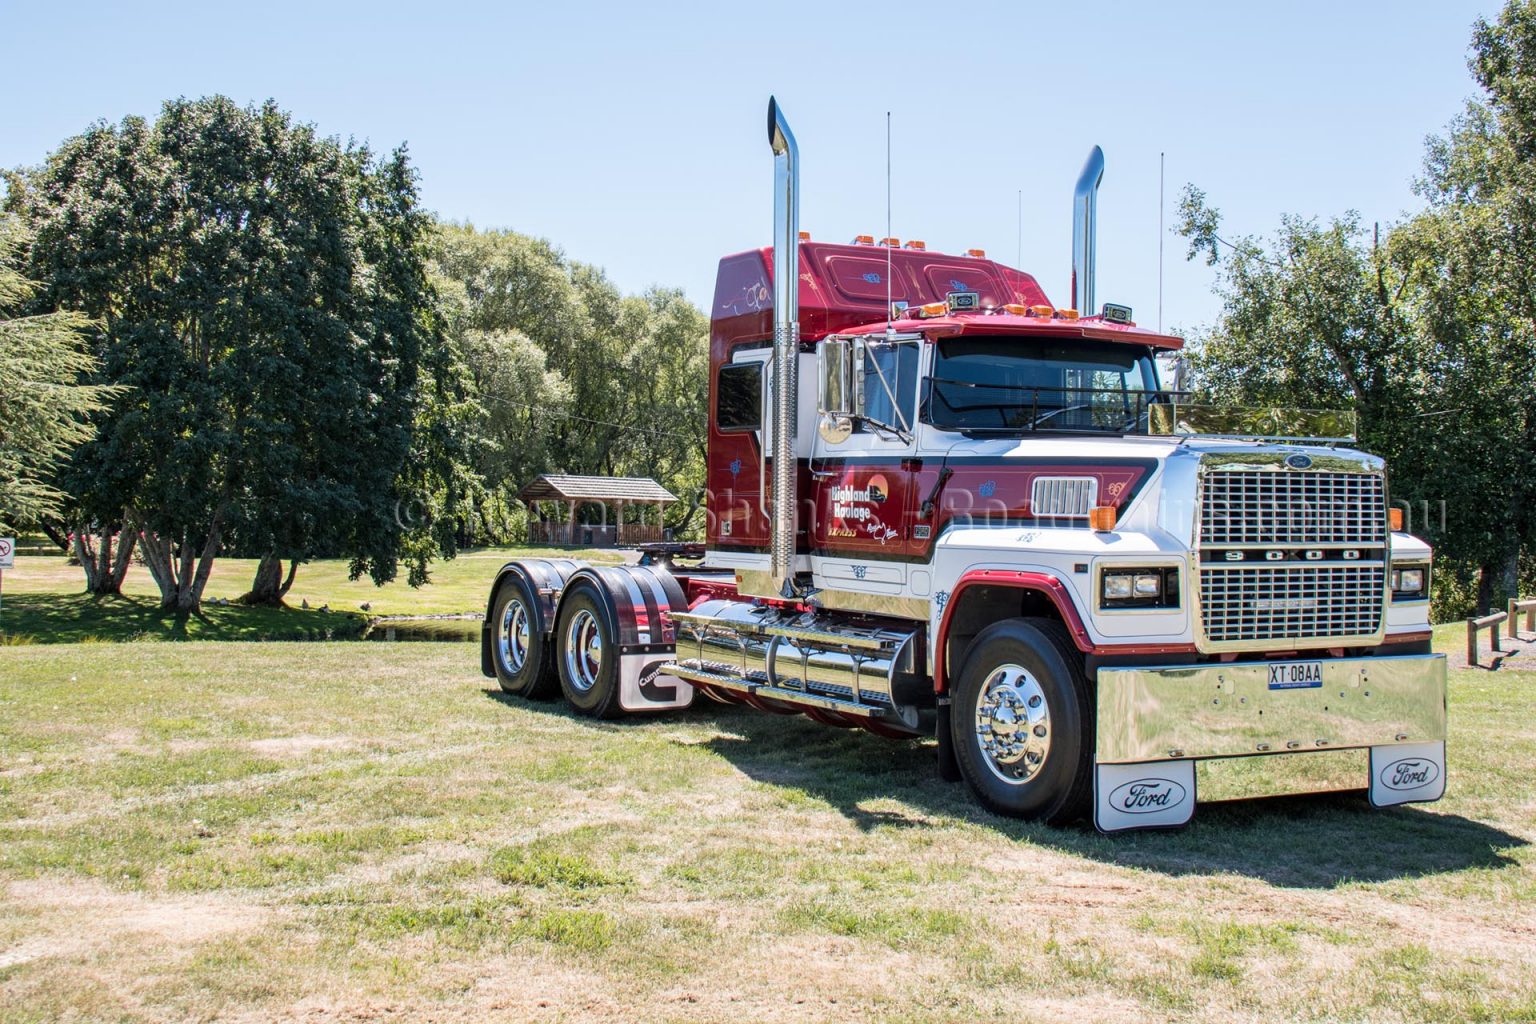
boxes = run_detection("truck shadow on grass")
[703,709,1525,889]
[483,689,1525,890]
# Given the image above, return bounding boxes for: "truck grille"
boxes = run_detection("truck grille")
[1199,564,1386,644]
[1197,467,1387,646]
[1201,470,1386,545]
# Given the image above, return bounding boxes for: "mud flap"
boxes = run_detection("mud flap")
[619,654,693,712]
[1368,741,1446,808]
[1094,759,1196,833]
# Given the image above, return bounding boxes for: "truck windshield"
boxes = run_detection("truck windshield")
[925,336,1162,433]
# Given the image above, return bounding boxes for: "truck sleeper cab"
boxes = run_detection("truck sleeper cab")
[480,98,1446,833]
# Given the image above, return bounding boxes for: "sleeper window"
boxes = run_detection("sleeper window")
[717,363,762,431]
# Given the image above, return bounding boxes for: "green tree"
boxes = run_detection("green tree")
[6,97,460,611]
[429,222,707,543]
[0,218,118,539]
[1403,0,1536,608]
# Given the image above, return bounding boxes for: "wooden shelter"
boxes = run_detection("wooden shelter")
[517,474,677,548]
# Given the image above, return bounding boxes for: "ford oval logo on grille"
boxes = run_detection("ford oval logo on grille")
[1284,453,1313,469]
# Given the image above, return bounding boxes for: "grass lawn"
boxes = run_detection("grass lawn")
[0,547,623,644]
[1,634,1533,1022]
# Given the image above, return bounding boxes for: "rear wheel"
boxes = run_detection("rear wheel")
[555,586,623,718]
[490,577,558,698]
[950,618,1092,824]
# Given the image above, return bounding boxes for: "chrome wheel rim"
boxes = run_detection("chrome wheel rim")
[974,663,1051,784]
[563,609,604,693]
[498,598,530,675]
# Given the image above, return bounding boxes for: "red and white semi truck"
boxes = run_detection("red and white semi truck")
[481,99,1446,832]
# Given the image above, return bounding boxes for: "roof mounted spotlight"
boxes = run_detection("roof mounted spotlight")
[947,291,980,313]
[1101,302,1133,325]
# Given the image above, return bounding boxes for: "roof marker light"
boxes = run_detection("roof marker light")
[879,237,900,247]
[916,301,948,318]
[798,230,811,241]
[1002,303,1030,316]
[1057,308,1080,320]
[1028,304,1054,317]
[852,234,875,245]
[904,240,926,250]
[965,248,986,258]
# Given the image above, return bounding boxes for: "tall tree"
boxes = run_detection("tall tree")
[6,97,461,611]
[1405,0,1536,606]
[0,217,118,540]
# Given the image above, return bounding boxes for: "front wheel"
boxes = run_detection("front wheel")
[950,618,1093,824]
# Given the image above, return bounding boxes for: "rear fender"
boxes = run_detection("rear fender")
[556,565,694,711]
[480,558,585,677]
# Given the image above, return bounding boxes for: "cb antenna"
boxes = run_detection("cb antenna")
[885,110,894,341]
[1158,151,1165,333]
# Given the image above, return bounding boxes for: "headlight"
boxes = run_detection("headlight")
[1104,574,1134,600]
[1390,564,1429,600]
[1101,567,1180,609]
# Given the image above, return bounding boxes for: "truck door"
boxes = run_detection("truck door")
[809,335,923,592]
[708,348,773,553]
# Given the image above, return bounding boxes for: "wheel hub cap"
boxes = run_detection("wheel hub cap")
[499,599,530,674]
[974,664,1051,784]
[564,609,603,692]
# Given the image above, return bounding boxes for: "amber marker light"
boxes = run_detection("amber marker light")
[798,230,811,241]
[965,248,986,258]
[1057,308,1080,320]
[879,237,900,247]
[1002,303,1029,315]
[917,301,948,318]
[851,234,875,245]
[1089,506,1118,532]
[1389,508,1404,531]
[1029,304,1054,317]
[904,240,926,250]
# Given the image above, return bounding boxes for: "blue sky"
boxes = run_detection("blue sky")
[2,0,1496,335]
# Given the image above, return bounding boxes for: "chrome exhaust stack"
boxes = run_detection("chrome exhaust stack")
[767,97,800,598]
[1070,145,1105,317]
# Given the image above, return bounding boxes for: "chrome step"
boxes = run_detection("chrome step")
[664,662,881,718]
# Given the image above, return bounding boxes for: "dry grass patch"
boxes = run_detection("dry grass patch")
[1,639,1534,1022]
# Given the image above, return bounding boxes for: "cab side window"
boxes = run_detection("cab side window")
[717,363,762,431]
[862,341,919,432]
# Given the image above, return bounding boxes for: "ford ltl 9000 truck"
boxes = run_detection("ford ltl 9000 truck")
[481,99,1446,832]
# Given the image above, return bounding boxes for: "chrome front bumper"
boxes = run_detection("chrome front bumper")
[1096,654,1447,765]
[1091,654,1447,831]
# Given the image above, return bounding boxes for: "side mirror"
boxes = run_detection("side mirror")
[818,338,858,443]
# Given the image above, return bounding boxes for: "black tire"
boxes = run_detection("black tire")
[949,617,1093,824]
[554,585,623,719]
[490,576,559,698]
